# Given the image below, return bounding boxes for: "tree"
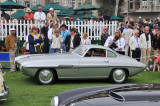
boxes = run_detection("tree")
[115,0,120,16]
[98,0,124,16]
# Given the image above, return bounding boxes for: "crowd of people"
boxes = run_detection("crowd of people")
[2,7,160,73]
[104,17,160,71]
[4,22,91,73]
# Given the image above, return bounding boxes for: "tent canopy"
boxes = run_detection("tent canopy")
[42,2,65,11]
[75,11,92,15]
[81,14,98,19]
[110,15,121,20]
[0,0,25,9]
[11,10,26,19]
[31,4,43,11]
[57,8,74,16]
[75,2,99,11]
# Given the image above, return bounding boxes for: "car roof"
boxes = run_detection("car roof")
[82,44,112,51]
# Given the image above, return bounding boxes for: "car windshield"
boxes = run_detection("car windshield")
[71,46,88,56]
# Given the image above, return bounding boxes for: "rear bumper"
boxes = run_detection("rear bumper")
[0,87,9,101]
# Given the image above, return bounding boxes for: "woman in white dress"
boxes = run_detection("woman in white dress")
[81,32,91,45]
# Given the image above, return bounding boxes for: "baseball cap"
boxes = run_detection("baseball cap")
[60,24,67,28]
[49,8,54,11]
[70,28,76,32]
[10,28,16,31]
[32,26,38,30]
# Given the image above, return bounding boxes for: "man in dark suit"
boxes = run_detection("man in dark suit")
[65,28,81,52]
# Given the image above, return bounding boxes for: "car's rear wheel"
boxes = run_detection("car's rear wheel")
[109,69,128,84]
[36,69,56,85]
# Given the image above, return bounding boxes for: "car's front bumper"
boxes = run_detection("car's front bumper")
[0,87,9,101]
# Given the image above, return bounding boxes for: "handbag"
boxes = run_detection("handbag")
[23,41,27,48]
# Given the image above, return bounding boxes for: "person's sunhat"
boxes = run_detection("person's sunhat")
[10,28,16,31]
[49,8,54,11]
[27,8,31,12]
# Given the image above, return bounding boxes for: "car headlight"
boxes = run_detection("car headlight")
[14,57,18,64]
[51,96,59,106]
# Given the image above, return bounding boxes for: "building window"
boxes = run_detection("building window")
[55,2,60,4]
[33,0,38,6]
[78,0,81,6]
[54,0,60,5]
[62,0,68,6]
[71,0,75,8]
[130,0,133,9]
[25,1,30,8]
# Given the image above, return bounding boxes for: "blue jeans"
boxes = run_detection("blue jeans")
[49,41,53,54]
[61,44,66,53]
[50,48,60,53]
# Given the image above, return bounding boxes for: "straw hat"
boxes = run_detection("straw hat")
[27,8,31,12]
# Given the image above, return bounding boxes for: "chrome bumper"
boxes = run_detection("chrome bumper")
[0,87,9,101]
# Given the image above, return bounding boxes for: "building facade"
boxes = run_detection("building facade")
[15,0,100,17]
[121,0,160,21]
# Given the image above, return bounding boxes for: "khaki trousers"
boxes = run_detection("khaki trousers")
[9,49,18,72]
[142,48,151,67]
[125,45,129,56]
[154,49,160,56]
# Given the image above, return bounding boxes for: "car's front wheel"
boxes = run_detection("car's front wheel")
[36,69,56,85]
[109,69,128,84]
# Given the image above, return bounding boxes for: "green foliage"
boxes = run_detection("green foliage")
[98,0,124,15]
[0,68,160,106]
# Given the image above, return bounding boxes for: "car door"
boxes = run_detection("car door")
[78,48,109,78]
[57,57,80,78]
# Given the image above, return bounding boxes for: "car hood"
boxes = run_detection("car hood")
[16,53,80,66]
[57,84,160,106]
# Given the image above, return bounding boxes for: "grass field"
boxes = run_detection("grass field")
[0,67,160,106]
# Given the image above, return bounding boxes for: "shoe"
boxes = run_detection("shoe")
[146,67,149,70]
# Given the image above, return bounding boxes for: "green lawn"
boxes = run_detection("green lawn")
[0,68,160,106]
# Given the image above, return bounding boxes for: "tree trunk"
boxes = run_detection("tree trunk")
[114,0,120,16]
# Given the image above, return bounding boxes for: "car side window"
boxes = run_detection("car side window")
[84,48,106,57]
[107,50,117,57]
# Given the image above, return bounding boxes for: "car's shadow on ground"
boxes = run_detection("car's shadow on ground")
[25,77,123,85]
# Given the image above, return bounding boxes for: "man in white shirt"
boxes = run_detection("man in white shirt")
[140,26,151,68]
[48,24,55,53]
[34,7,46,23]
[129,30,141,61]
[122,24,134,56]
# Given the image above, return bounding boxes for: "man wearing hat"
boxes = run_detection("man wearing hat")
[65,28,81,52]
[24,8,34,23]
[47,8,59,23]
[28,26,43,54]
[5,28,20,73]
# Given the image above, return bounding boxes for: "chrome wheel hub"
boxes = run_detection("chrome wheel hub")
[39,69,53,83]
[113,69,125,83]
